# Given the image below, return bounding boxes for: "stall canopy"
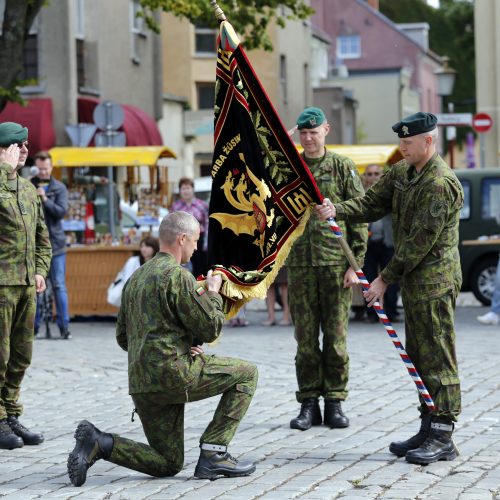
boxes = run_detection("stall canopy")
[0,98,56,154]
[77,97,163,146]
[49,146,176,167]
[297,144,402,172]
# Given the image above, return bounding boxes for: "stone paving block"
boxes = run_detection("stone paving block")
[0,306,497,499]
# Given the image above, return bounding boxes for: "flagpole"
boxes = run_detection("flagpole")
[210,0,227,21]
[326,213,436,412]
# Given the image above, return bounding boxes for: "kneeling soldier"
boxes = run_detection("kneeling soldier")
[67,212,258,485]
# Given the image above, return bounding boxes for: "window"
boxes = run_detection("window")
[74,0,85,39]
[280,55,287,104]
[0,0,5,36]
[196,83,215,110]
[336,35,361,59]
[21,35,38,81]
[76,39,86,89]
[130,0,146,63]
[482,178,500,220]
[195,24,217,55]
[460,180,470,220]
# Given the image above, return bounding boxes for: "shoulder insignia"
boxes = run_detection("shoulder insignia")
[195,286,206,296]
[429,199,446,218]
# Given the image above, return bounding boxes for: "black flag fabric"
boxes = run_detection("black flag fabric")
[208,21,323,317]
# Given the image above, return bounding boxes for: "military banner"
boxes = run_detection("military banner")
[207,21,323,316]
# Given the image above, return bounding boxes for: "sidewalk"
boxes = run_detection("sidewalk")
[0,301,498,499]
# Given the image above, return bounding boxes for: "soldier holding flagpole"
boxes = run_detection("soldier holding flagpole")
[323,112,463,464]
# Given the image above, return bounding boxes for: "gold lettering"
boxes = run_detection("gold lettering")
[286,187,313,216]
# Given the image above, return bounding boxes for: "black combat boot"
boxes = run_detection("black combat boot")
[290,397,322,430]
[405,418,458,465]
[0,419,24,449]
[194,443,256,479]
[389,414,432,457]
[324,399,349,428]
[7,415,44,445]
[67,420,114,486]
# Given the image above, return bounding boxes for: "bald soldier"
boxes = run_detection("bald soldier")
[0,122,51,449]
[68,211,258,486]
[287,107,367,431]
[322,112,463,464]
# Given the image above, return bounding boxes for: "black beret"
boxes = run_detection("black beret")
[296,107,326,130]
[392,112,437,138]
[0,122,28,146]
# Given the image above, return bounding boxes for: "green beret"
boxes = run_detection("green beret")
[0,122,28,147]
[296,107,326,130]
[392,112,437,138]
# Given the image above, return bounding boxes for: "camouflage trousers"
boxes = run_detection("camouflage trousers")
[0,285,36,420]
[108,355,258,477]
[288,266,352,402]
[402,283,461,421]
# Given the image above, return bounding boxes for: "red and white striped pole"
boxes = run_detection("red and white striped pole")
[326,215,436,411]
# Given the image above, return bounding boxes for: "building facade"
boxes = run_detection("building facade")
[310,0,443,144]
[0,0,164,154]
[474,0,500,167]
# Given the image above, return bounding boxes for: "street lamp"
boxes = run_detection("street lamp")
[435,56,458,167]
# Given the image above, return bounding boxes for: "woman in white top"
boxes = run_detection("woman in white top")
[107,236,159,307]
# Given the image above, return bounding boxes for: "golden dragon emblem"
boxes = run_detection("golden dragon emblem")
[211,152,275,257]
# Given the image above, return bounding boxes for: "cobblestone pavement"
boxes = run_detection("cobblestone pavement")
[1,301,499,499]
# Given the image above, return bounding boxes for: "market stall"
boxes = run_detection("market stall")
[49,146,176,316]
[296,144,402,173]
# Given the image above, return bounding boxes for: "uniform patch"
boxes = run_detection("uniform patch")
[195,286,206,296]
[429,200,446,218]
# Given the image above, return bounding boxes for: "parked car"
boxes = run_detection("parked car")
[456,168,500,305]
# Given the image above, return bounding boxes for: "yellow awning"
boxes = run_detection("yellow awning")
[297,144,402,172]
[49,146,177,167]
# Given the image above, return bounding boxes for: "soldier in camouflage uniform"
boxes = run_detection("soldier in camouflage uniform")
[288,108,367,431]
[0,122,52,450]
[324,112,463,464]
[67,211,258,486]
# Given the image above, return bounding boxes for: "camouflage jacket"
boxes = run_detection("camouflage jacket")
[116,252,225,395]
[0,163,51,286]
[287,150,368,268]
[335,153,464,288]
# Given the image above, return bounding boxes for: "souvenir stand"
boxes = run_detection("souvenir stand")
[49,146,176,316]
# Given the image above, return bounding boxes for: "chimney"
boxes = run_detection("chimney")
[366,0,379,9]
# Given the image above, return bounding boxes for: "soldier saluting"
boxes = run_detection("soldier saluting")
[320,112,464,465]
[0,122,51,449]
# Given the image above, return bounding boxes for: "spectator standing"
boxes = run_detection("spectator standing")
[0,122,51,449]
[477,252,500,325]
[31,151,71,339]
[362,164,400,323]
[262,267,290,326]
[171,178,209,278]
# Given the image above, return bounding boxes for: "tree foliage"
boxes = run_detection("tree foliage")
[138,0,313,51]
[0,0,45,111]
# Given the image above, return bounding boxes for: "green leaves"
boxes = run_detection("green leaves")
[139,0,313,50]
